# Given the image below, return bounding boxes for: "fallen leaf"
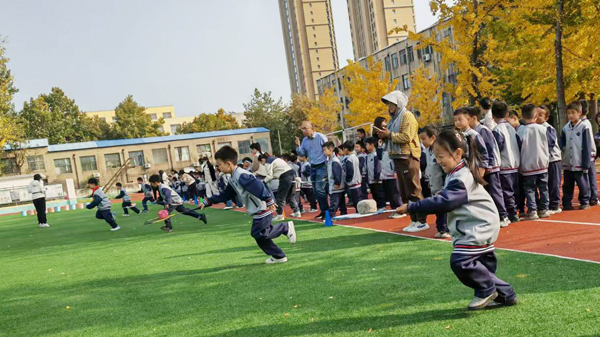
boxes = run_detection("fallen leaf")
[328,296,334,300]
[293,305,298,308]
[66,306,71,310]
[259,297,263,300]
[515,274,529,278]
[48,269,52,271]
[445,325,451,329]
[284,313,290,317]
[368,328,373,333]
[586,309,591,312]
[433,257,442,260]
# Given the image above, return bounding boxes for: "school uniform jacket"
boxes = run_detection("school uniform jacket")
[424,147,445,194]
[582,118,597,158]
[343,153,362,190]
[357,153,367,178]
[462,128,489,170]
[300,161,312,188]
[204,167,275,218]
[560,120,593,172]
[377,146,396,180]
[264,157,292,183]
[475,123,501,173]
[543,122,562,163]
[87,187,112,211]
[115,188,132,202]
[140,182,154,198]
[366,151,382,184]
[157,183,183,206]
[516,123,550,176]
[327,155,345,194]
[493,120,520,174]
[408,160,500,253]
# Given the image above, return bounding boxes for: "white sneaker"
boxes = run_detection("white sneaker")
[308,208,319,213]
[402,222,416,232]
[122,214,129,217]
[500,218,510,228]
[289,212,301,218]
[406,222,430,233]
[468,292,498,310]
[39,223,49,228]
[110,226,121,232]
[265,256,288,264]
[389,213,406,219]
[286,221,296,244]
[272,214,284,221]
[223,206,233,210]
[434,232,451,238]
[548,208,562,215]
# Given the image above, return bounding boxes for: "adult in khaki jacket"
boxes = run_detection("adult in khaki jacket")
[377,91,427,231]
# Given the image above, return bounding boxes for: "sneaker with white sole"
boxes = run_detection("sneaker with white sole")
[500,218,510,228]
[265,256,288,264]
[537,210,550,218]
[289,212,301,218]
[548,208,562,215]
[406,222,429,233]
[434,231,451,238]
[402,222,416,232]
[122,214,129,217]
[468,292,498,310]
[524,212,539,221]
[110,226,121,232]
[308,208,319,213]
[39,223,49,228]
[286,221,296,244]
[223,206,233,210]
[389,213,407,219]
[272,214,284,221]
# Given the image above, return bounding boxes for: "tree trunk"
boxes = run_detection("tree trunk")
[590,93,598,135]
[555,0,568,127]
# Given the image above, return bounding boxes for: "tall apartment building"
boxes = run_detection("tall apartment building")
[278,0,339,98]
[347,0,416,60]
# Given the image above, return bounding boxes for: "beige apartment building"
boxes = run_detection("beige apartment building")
[84,105,195,135]
[347,0,417,60]
[0,128,271,189]
[278,0,339,98]
[317,21,456,121]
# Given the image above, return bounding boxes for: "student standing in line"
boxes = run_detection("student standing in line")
[537,106,563,214]
[323,142,347,216]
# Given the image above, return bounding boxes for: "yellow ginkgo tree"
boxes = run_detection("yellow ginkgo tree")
[409,66,444,126]
[307,87,341,134]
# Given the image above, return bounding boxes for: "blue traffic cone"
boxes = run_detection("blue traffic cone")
[324,210,333,227]
[194,196,199,205]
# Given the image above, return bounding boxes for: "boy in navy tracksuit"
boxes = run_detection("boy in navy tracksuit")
[374,117,403,218]
[398,129,517,310]
[200,146,297,264]
[467,107,509,227]
[419,126,450,238]
[86,178,120,231]
[137,177,154,213]
[516,104,551,220]
[355,141,369,200]
[579,100,598,206]
[561,102,593,210]
[365,137,386,210]
[149,174,207,232]
[115,182,141,216]
[537,106,563,214]
[492,101,521,223]
[298,154,318,212]
[323,142,347,215]
[453,108,489,178]
[341,141,363,211]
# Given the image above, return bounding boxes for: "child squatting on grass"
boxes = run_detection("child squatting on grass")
[396,129,518,310]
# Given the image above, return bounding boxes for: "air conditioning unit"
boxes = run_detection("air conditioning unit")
[92,173,101,178]
[144,163,152,169]
[423,54,432,62]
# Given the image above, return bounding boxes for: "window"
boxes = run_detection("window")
[27,155,45,171]
[129,151,145,167]
[407,46,414,62]
[152,148,169,164]
[384,56,390,71]
[238,140,251,154]
[400,50,407,65]
[54,158,72,174]
[197,144,212,158]
[393,19,397,24]
[170,124,181,135]
[162,112,172,119]
[1,158,18,175]
[218,142,232,149]
[402,75,411,90]
[149,113,157,120]
[104,153,121,169]
[256,138,270,154]
[175,146,190,162]
[391,53,399,69]
[80,156,98,172]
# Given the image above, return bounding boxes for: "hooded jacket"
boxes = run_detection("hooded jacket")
[381,91,421,160]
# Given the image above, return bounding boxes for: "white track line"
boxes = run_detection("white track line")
[535,219,600,227]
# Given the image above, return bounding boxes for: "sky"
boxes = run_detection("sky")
[0,0,438,117]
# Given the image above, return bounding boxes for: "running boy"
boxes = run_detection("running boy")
[560,101,593,210]
[397,129,518,310]
[86,178,120,231]
[341,140,363,211]
[137,177,154,213]
[149,174,207,232]
[516,104,551,219]
[201,146,296,264]
[492,101,521,222]
[537,106,562,214]
[323,141,347,216]
[115,182,141,216]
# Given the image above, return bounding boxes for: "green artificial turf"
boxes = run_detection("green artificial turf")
[1,206,600,337]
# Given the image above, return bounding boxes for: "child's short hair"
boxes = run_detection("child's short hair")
[357,128,366,135]
[322,141,335,150]
[373,116,386,129]
[419,125,438,138]
[453,107,469,116]
[334,147,343,156]
[435,129,486,185]
[281,153,291,161]
[479,97,492,110]
[290,154,297,162]
[364,137,377,146]
[242,157,252,163]
[492,100,509,119]
[258,153,268,161]
[88,177,99,185]
[538,105,550,118]
[341,140,354,151]
[355,140,366,149]
[466,106,481,119]
[567,101,582,113]
[508,109,520,119]
[116,182,122,187]
[215,145,238,164]
[237,163,243,168]
[250,143,261,152]
[149,174,161,183]
[521,104,536,119]
[580,100,589,116]
[137,177,143,181]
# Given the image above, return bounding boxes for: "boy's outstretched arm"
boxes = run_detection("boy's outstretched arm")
[86,194,102,209]
[201,184,237,209]
[114,190,125,200]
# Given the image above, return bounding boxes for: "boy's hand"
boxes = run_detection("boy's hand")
[478,168,486,177]
[396,204,408,214]
[334,184,341,190]
[269,204,277,213]
[295,137,301,147]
